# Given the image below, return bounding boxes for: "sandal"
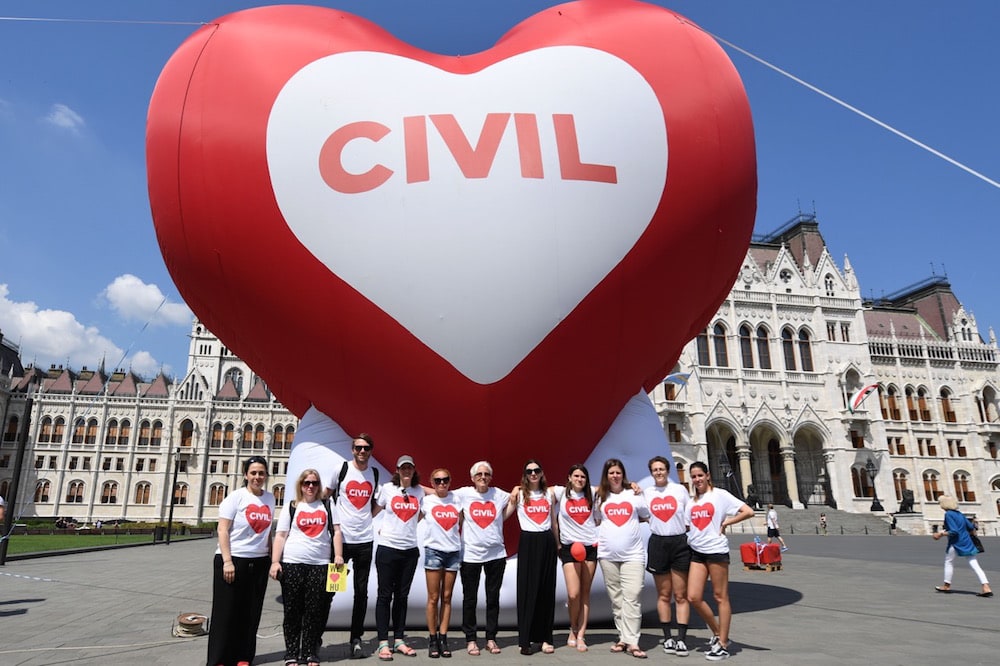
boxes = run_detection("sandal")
[541,643,555,654]
[394,639,417,657]
[934,585,952,593]
[439,634,452,658]
[576,638,588,652]
[428,635,440,659]
[378,641,394,661]
[567,633,577,648]
[610,642,626,653]
[626,646,647,659]
[467,642,481,657]
[486,640,502,654]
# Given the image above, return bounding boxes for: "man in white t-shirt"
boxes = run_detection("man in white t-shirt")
[329,433,383,658]
[766,504,788,551]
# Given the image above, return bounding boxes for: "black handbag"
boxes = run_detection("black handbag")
[970,533,985,554]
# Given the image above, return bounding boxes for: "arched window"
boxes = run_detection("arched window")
[696,328,711,366]
[940,388,957,423]
[273,425,284,451]
[173,482,189,506]
[53,416,66,442]
[923,471,942,502]
[992,478,1000,492]
[887,387,901,421]
[893,470,909,501]
[225,368,244,396]
[676,461,689,492]
[284,426,295,449]
[241,424,253,449]
[118,420,131,445]
[179,419,194,447]
[39,416,53,443]
[66,480,85,503]
[953,472,976,502]
[4,415,18,442]
[917,388,932,421]
[150,420,163,447]
[101,481,119,504]
[798,329,814,372]
[209,483,227,506]
[85,418,98,445]
[211,423,223,448]
[34,479,51,503]
[824,274,835,297]
[105,419,119,446]
[254,424,265,449]
[134,482,151,505]
[138,420,151,447]
[755,326,772,370]
[851,466,873,498]
[712,324,729,367]
[905,387,917,421]
[273,484,286,507]
[781,328,796,371]
[739,325,754,368]
[72,418,86,444]
[223,424,235,449]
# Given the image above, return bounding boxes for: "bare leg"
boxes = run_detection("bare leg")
[706,561,732,646]
[685,561,719,637]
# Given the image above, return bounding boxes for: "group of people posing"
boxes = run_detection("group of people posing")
[207,435,754,666]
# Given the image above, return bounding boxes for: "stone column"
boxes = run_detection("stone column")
[782,446,802,508]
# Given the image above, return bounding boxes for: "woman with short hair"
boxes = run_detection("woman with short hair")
[933,495,992,597]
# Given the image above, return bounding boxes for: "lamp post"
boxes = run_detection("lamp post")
[866,458,884,512]
[166,447,180,544]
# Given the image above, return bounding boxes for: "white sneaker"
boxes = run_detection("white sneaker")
[674,639,689,657]
[705,643,730,661]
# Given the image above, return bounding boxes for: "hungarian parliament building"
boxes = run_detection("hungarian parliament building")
[2,216,998,532]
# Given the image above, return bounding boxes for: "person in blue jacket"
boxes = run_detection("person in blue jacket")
[932,495,992,597]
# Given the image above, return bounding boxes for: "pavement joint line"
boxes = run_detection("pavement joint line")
[0,571,55,582]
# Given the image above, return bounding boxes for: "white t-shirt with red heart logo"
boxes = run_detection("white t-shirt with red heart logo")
[333,463,380,544]
[515,488,554,532]
[643,482,690,537]
[595,490,649,562]
[686,487,745,555]
[276,499,338,564]
[552,485,598,546]
[376,483,425,550]
[456,486,510,563]
[216,487,276,558]
[420,492,462,553]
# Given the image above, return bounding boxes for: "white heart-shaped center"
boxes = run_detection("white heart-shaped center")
[267,46,667,383]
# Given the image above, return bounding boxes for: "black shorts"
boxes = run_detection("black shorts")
[558,542,597,564]
[646,534,691,574]
[767,527,781,538]
[689,549,731,565]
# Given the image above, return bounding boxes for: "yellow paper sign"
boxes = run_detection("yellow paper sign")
[327,563,349,593]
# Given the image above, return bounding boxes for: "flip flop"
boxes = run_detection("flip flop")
[610,642,626,653]
[626,646,647,659]
[485,640,502,654]
[977,591,994,597]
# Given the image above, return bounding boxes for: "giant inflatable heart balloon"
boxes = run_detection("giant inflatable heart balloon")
[147,0,756,483]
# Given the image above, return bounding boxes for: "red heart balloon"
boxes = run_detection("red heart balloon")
[147,1,755,483]
[295,509,327,538]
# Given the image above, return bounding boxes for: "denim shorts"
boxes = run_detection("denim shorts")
[424,547,461,572]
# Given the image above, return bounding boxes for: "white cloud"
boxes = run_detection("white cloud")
[129,350,167,378]
[103,274,191,326]
[0,283,124,370]
[44,103,86,132]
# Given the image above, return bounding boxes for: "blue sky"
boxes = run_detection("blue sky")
[1,1,998,379]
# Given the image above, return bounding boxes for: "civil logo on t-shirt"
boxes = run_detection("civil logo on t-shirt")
[649,496,678,523]
[564,497,591,525]
[432,504,459,531]
[469,500,497,529]
[691,502,715,530]
[296,509,327,537]
[246,504,272,533]
[344,480,373,510]
[603,502,633,527]
[524,497,550,525]
[391,494,419,522]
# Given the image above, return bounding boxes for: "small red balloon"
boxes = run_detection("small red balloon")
[571,542,586,562]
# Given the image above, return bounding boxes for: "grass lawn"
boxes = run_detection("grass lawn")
[3,533,204,555]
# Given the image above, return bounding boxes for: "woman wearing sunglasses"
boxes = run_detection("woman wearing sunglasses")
[510,460,558,655]
[271,469,344,666]
[420,468,463,658]
[374,455,425,660]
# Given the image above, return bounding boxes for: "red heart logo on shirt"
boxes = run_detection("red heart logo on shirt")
[649,496,678,523]
[603,502,633,527]
[147,1,756,487]
[469,501,497,530]
[432,505,459,531]
[295,509,327,538]
[391,494,419,522]
[524,497,550,525]
[344,480,373,510]
[245,504,272,533]
[690,502,715,531]
[563,497,592,525]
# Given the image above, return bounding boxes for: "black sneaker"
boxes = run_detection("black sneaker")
[708,636,720,649]
[704,643,729,661]
[674,639,689,657]
[351,638,365,659]
[663,638,677,655]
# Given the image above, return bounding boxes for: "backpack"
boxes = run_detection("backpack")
[331,460,379,508]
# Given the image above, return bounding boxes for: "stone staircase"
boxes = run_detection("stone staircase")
[727,505,898,537]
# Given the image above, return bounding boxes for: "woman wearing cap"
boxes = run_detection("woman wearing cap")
[207,455,275,666]
[420,468,462,658]
[374,455,425,660]
[510,459,558,655]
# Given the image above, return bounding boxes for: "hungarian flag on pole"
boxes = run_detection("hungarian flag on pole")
[849,383,880,413]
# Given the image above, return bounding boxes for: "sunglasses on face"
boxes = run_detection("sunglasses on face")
[432,477,451,485]
[302,480,320,487]
[474,472,492,478]
[525,467,542,475]
[353,445,372,452]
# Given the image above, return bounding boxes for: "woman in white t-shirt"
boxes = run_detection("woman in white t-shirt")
[374,455,425,660]
[207,455,276,666]
[270,468,344,666]
[595,458,650,659]
[552,464,598,652]
[509,459,558,655]
[685,461,753,661]
[420,467,462,658]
